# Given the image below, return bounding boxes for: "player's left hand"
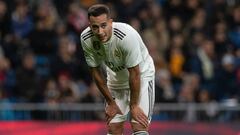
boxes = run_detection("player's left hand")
[130,105,148,128]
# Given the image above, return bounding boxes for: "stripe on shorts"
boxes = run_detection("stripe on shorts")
[148,80,153,119]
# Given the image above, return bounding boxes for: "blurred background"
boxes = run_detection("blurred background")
[0,0,240,134]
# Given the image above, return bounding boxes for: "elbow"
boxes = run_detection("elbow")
[128,65,141,80]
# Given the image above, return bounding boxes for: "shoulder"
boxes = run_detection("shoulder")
[80,27,94,41]
[80,27,94,50]
[113,22,138,40]
[113,22,136,36]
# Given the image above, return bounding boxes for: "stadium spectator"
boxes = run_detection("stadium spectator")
[15,50,39,102]
[0,0,11,40]
[80,82,104,120]
[11,0,33,39]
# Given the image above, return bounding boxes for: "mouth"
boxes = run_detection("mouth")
[98,35,106,41]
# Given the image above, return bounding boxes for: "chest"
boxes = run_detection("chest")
[93,40,125,71]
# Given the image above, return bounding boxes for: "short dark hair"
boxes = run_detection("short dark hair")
[88,4,110,19]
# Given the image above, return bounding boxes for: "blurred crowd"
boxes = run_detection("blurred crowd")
[0,0,240,120]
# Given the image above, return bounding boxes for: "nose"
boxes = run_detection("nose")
[97,27,104,35]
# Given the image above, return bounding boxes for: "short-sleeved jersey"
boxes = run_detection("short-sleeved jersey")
[80,22,155,90]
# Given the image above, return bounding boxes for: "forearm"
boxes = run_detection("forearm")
[91,67,115,105]
[128,65,141,108]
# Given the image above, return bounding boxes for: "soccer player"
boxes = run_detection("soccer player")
[80,4,155,135]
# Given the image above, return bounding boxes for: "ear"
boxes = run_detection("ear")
[109,18,113,23]
[108,18,113,26]
[89,22,93,30]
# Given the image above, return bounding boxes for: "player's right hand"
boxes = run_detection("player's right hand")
[105,101,122,124]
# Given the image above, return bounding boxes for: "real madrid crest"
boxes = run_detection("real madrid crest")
[93,41,101,50]
[114,49,121,58]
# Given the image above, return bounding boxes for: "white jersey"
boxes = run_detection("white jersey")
[80,22,155,90]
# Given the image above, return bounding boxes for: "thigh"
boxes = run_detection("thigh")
[131,77,155,123]
[108,89,130,123]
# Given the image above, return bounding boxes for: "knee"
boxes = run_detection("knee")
[132,131,149,135]
[131,122,149,132]
[107,122,124,135]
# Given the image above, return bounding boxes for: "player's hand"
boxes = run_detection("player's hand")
[105,101,122,124]
[130,105,148,128]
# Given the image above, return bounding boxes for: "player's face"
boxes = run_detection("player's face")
[89,14,112,43]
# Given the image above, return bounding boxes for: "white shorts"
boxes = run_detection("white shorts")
[107,77,155,123]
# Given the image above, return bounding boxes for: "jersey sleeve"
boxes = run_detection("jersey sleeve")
[80,38,101,67]
[122,30,142,68]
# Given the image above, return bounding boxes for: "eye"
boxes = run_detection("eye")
[92,25,99,30]
[101,23,107,29]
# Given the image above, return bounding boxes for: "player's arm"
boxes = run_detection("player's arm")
[128,65,148,128]
[90,67,114,105]
[122,26,148,127]
[122,29,142,109]
[128,65,141,109]
[90,67,122,124]
[81,35,115,105]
